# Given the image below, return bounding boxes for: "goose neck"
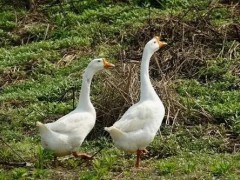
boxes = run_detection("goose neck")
[140,48,158,101]
[76,69,95,111]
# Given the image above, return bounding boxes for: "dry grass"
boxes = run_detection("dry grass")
[89,61,184,137]
[91,63,142,137]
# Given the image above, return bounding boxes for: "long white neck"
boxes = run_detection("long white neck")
[76,68,95,111]
[140,47,159,101]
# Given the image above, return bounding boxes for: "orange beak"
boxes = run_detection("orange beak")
[155,36,167,48]
[103,59,115,68]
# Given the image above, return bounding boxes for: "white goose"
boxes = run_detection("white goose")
[37,58,114,159]
[105,37,167,167]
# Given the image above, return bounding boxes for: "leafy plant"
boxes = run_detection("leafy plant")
[210,160,231,177]
[157,162,176,175]
[11,168,28,179]
[36,146,54,169]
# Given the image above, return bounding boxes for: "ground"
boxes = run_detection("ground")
[0,0,240,179]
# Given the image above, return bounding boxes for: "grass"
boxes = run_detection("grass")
[0,0,240,179]
[176,57,240,131]
[1,131,240,179]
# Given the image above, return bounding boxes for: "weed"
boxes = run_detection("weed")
[11,168,28,179]
[0,171,8,180]
[157,161,176,175]
[35,146,54,169]
[210,159,231,177]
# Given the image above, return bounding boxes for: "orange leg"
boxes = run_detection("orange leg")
[72,152,93,160]
[135,150,141,168]
[135,149,148,168]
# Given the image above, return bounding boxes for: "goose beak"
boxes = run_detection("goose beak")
[155,36,167,48]
[103,59,115,68]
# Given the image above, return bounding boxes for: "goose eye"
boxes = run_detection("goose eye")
[98,60,101,62]
[154,41,156,44]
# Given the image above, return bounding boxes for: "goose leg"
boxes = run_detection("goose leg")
[72,152,93,160]
[135,149,148,168]
[135,150,141,168]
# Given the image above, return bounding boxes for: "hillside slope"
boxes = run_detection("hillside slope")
[0,0,240,179]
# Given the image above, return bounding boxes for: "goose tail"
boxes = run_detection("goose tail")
[104,126,125,140]
[36,121,51,134]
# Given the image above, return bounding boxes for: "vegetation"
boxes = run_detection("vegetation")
[0,0,239,179]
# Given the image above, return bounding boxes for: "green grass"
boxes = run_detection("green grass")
[1,132,240,179]
[0,0,240,179]
[177,57,240,132]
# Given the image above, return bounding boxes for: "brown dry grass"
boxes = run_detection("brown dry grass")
[90,63,186,138]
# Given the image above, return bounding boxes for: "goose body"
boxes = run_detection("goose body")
[37,58,114,157]
[106,100,164,152]
[105,37,167,167]
[37,110,95,156]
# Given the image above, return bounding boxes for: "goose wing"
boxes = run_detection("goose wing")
[46,112,95,134]
[113,101,157,133]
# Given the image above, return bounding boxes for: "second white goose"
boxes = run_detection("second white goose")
[105,37,167,167]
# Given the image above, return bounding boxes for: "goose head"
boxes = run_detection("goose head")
[145,36,167,53]
[87,58,115,72]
